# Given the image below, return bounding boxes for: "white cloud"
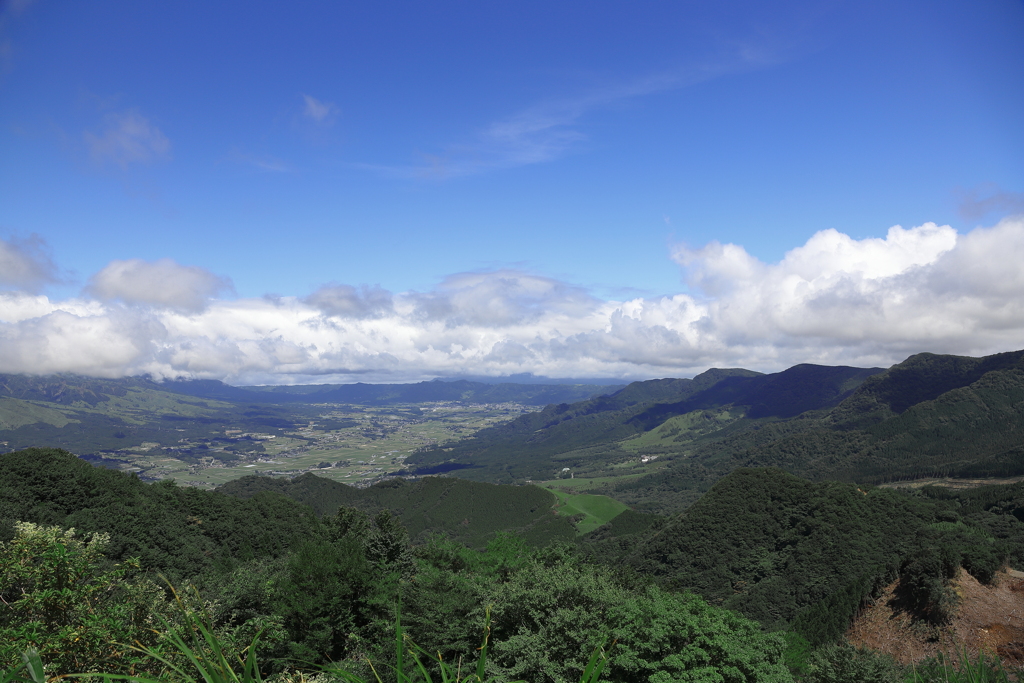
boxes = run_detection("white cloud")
[302,94,337,125]
[84,109,171,168]
[2,217,1024,383]
[86,258,232,312]
[305,284,393,318]
[0,234,59,291]
[408,270,600,327]
[670,217,1024,362]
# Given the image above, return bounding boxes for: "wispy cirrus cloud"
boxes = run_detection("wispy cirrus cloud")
[84,108,171,168]
[227,149,295,173]
[957,184,1024,222]
[363,50,777,180]
[0,234,61,292]
[302,94,338,125]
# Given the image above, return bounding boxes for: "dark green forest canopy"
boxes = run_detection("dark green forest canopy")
[0,449,798,681]
[218,472,578,547]
[0,448,321,580]
[5,446,1024,678]
[624,469,934,623]
[589,467,1024,644]
[0,447,577,568]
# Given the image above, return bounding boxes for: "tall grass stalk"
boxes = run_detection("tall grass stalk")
[1,649,46,683]
[325,607,516,683]
[4,602,612,683]
[907,648,1014,683]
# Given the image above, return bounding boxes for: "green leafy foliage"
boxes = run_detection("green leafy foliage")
[0,522,225,678]
[802,642,902,683]
[0,522,154,673]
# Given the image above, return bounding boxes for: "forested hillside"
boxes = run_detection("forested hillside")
[218,472,577,547]
[405,364,882,483]
[0,448,320,580]
[580,467,1024,651]
[611,350,1024,512]
[0,448,792,682]
[404,350,1024,515]
[5,447,1024,680]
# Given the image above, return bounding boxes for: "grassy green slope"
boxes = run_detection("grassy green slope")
[404,369,763,481]
[0,397,76,429]
[546,488,629,535]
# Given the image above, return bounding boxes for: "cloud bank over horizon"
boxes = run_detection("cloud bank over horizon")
[1,216,1022,385]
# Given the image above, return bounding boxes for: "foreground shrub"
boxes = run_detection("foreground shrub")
[0,522,168,674]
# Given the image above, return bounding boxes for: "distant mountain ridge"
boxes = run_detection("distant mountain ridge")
[160,378,625,406]
[405,363,886,483]
[5,349,1024,517]
[406,349,1024,516]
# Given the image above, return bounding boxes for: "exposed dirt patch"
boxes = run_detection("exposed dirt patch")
[848,569,1024,667]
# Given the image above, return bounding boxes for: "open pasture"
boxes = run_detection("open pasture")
[545,487,629,535]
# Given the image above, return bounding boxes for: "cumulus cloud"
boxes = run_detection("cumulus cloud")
[2,217,1024,383]
[305,284,393,319]
[671,218,1024,361]
[84,109,171,168]
[0,234,59,291]
[409,270,600,327]
[86,258,232,312]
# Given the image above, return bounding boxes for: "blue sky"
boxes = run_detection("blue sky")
[1,1,1023,384]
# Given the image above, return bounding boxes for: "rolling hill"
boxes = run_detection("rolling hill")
[404,363,885,484]
[217,471,579,547]
[406,349,1024,515]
